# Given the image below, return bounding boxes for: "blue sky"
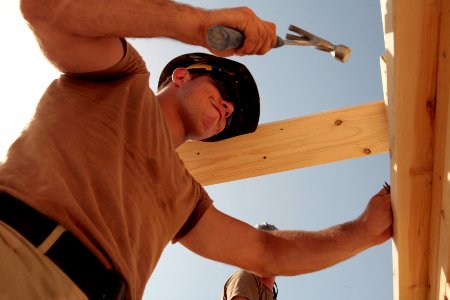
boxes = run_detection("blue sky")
[1,1,392,299]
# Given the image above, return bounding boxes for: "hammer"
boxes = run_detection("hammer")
[206,24,351,63]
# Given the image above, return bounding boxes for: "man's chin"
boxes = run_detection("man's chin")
[188,129,220,142]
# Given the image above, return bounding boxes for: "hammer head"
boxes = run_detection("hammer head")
[285,24,352,63]
[332,45,352,63]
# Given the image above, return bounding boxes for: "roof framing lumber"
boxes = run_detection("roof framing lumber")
[380,0,447,299]
[428,0,450,298]
[177,101,388,186]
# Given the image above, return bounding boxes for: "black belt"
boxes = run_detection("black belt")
[0,193,126,300]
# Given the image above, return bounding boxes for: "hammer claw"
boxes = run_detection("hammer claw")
[283,24,351,63]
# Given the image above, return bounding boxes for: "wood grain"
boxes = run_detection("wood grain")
[177,101,388,186]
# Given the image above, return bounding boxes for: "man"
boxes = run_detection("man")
[0,1,392,299]
[222,223,280,300]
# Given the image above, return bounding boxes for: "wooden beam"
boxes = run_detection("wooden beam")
[380,0,441,299]
[428,0,450,298]
[177,101,388,186]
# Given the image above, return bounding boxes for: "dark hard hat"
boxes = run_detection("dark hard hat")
[158,53,260,142]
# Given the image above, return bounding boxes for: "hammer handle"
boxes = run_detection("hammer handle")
[206,25,284,51]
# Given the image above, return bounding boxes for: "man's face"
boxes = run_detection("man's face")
[176,75,234,140]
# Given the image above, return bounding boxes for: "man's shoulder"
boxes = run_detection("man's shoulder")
[230,270,259,283]
[63,39,149,81]
[223,270,265,300]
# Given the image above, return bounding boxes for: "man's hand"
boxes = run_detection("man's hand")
[356,188,393,246]
[204,7,277,57]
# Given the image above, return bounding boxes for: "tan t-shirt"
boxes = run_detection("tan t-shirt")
[222,270,274,300]
[0,40,212,299]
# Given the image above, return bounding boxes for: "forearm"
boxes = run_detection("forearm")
[21,0,207,46]
[257,189,392,277]
[261,220,373,276]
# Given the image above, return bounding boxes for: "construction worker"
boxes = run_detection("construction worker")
[0,1,393,299]
[222,223,280,300]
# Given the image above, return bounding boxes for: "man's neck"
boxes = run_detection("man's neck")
[156,90,186,148]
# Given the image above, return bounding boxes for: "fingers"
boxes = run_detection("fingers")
[375,186,390,197]
[235,20,277,56]
[359,186,393,245]
[372,188,393,217]
[373,226,393,245]
[205,7,277,56]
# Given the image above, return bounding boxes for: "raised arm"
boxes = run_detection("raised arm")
[180,188,392,277]
[20,0,277,73]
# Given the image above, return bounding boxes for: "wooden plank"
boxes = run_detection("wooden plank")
[380,0,441,299]
[177,101,388,186]
[428,0,450,298]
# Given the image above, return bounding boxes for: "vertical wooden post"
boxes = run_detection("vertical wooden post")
[380,0,441,299]
[428,0,450,298]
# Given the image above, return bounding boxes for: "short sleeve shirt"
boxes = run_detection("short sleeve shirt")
[0,39,212,299]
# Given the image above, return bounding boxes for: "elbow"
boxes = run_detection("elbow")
[247,235,282,277]
[253,265,278,278]
[20,0,40,23]
[20,0,57,26]
[251,234,306,277]
[245,231,303,277]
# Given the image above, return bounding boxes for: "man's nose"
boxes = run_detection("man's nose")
[221,99,234,118]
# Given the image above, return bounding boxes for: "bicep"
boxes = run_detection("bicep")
[21,2,124,73]
[180,205,267,275]
[37,32,124,73]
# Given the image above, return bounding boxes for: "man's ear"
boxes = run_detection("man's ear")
[171,67,191,86]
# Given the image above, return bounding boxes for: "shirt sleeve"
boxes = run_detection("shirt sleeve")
[171,185,213,243]
[64,38,148,80]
